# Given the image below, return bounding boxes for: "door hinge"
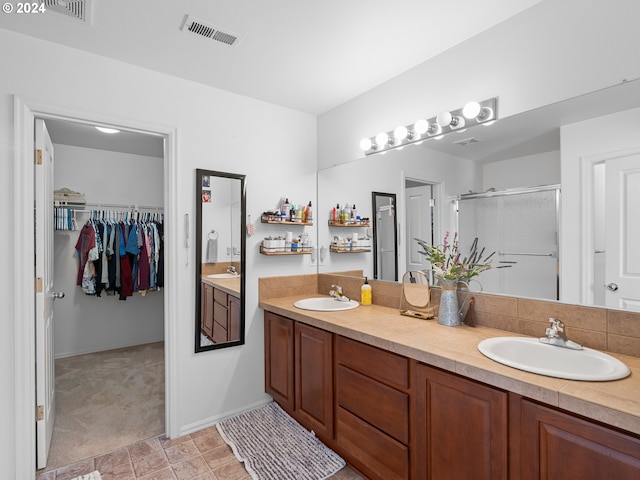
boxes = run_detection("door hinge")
[36,405,44,422]
[35,149,43,165]
[35,277,43,293]
[429,199,435,207]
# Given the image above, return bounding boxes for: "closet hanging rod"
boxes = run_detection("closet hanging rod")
[54,201,163,212]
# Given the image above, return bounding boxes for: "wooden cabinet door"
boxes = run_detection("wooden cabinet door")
[264,312,295,412]
[520,399,640,480]
[295,322,334,440]
[228,295,241,342]
[201,283,214,338]
[413,363,508,480]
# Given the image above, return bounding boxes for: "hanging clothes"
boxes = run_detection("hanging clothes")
[73,209,164,299]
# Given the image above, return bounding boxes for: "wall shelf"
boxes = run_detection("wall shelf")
[328,221,370,227]
[260,246,311,256]
[261,214,313,226]
[329,246,371,253]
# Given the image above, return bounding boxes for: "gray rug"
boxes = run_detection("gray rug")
[216,402,345,480]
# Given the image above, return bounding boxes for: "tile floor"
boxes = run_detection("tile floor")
[36,425,365,480]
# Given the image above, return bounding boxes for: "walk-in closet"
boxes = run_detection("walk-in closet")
[44,118,166,471]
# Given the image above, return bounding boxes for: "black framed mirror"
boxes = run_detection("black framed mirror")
[372,192,398,281]
[195,169,246,352]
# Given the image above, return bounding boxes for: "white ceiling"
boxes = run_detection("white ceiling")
[0,0,543,115]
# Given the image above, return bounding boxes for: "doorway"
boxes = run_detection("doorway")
[404,179,435,280]
[42,117,166,471]
[13,97,177,480]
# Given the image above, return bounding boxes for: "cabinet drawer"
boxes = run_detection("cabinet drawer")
[336,406,409,480]
[213,287,228,305]
[337,365,409,444]
[213,301,228,328]
[336,335,408,390]
[212,319,227,343]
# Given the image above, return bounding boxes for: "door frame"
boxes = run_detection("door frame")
[13,95,179,478]
[579,147,640,305]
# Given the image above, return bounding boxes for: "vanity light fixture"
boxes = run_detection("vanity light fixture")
[359,97,498,155]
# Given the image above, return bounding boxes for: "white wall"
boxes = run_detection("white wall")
[53,144,165,358]
[482,150,560,191]
[318,0,640,170]
[1,28,316,476]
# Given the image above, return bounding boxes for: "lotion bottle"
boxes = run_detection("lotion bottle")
[361,277,372,305]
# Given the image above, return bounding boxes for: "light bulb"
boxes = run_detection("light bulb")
[462,101,481,119]
[414,119,429,135]
[360,138,373,151]
[427,123,442,137]
[450,116,466,130]
[477,106,495,122]
[394,125,408,141]
[436,111,453,127]
[375,132,389,147]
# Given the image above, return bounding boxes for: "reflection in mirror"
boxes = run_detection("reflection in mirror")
[399,270,434,320]
[372,192,397,281]
[317,79,640,310]
[195,169,246,353]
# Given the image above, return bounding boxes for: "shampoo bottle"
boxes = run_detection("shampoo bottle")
[361,277,372,305]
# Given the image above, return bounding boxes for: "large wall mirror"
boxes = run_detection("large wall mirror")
[318,79,640,312]
[195,169,246,352]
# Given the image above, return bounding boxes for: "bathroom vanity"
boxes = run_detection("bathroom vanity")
[260,275,640,480]
[201,276,241,344]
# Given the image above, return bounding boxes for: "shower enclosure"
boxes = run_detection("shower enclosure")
[457,185,560,300]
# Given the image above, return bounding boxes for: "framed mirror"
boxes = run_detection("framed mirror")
[195,169,246,352]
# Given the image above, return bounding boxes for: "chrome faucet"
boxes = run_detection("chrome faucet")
[226,265,237,275]
[539,318,583,350]
[329,284,349,302]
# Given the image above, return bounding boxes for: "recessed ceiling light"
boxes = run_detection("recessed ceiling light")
[95,126,120,134]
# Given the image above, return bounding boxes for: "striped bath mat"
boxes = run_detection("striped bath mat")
[216,402,345,480]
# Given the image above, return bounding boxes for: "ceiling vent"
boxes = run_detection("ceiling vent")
[452,137,481,147]
[40,0,91,22]
[180,15,240,46]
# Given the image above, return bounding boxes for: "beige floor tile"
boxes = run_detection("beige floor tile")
[131,450,170,478]
[171,455,212,480]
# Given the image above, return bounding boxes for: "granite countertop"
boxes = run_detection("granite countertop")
[201,276,241,297]
[260,294,640,436]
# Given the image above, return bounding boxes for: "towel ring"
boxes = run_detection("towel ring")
[208,230,218,240]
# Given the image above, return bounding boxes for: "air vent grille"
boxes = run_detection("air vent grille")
[181,15,239,46]
[41,0,88,21]
[453,137,481,146]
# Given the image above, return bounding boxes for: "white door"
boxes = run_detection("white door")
[405,184,433,275]
[604,152,640,311]
[35,118,59,469]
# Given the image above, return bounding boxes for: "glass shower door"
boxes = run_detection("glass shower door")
[458,188,559,300]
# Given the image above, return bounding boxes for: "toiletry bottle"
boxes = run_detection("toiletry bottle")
[334,204,340,224]
[351,204,357,222]
[361,277,372,305]
[306,201,313,222]
[343,203,350,224]
[282,198,290,216]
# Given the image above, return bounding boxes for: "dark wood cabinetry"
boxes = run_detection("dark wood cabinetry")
[264,311,295,411]
[201,282,241,344]
[263,309,640,480]
[295,322,334,439]
[413,362,508,480]
[518,398,640,480]
[335,336,410,480]
[264,311,333,439]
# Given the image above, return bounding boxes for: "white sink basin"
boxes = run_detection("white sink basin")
[207,273,239,279]
[478,337,630,381]
[294,297,359,312]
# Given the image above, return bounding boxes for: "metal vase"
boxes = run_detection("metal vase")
[436,277,471,327]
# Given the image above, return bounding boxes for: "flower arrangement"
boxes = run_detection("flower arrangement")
[415,231,494,280]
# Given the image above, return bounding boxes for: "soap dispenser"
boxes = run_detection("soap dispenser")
[361,277,372,305]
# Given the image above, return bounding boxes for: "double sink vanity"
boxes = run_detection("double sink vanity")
[259,273,640,480]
